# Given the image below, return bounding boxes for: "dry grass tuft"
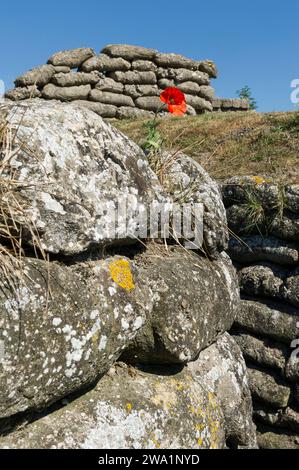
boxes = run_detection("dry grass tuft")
[113,110,299,184]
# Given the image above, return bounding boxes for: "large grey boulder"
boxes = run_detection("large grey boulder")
[0,255,151,418]
[122,247,238,364]
[0,100,166,255]
[14,65,56,87]
[0,362,226,449]
[156,151,229,257]
[48,48,95,68]
[188,333,257,448]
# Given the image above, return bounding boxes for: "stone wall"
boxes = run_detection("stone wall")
[0,100,256,449]
[5,44,249,118]
[222,176,299,449]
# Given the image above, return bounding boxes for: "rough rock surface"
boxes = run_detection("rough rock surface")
[122,247,238,364]
[0,363,226,449]
[247,367,291,409]
[157,151,229,256]
[42,83,91,101]
[0,256,151,418]
[102,44,157,61]
[0,99,166,255]
[15,65,56,87]
[48,48,95,68]
[5,85,41,101]
[228,236,299,266]
[187,333,257,448]
[235,299,299,344]
[81,54,131,73]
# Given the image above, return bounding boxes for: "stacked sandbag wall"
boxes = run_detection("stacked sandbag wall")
[222,176,299,449]
[5,44,249,118]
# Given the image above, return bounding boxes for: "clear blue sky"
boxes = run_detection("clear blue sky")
[1,0,298,112]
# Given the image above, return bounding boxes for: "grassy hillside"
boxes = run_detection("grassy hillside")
[113,111,299,184]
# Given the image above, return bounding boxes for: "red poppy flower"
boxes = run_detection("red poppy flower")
[160,87,187,116]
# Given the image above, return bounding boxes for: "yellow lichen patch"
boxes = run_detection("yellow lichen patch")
[109,259,135,291]
[126,403,133,412]
[150,436,161,449]
[197,437,203,447]
[252,175,266,185]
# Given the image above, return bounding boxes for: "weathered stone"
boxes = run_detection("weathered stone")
[186,105,196,116]
[89,90,134,107]
[132,60,157,72]
[233,331,287,373]
[53,66,71,73]
[80,54,131,73]
[48,48,95,68]
[0,256,151,418]
[42,83,91,101]
[238,263,286,301]
[285,185,299,214]
[239,264,299,309]
[271,213,299,242]
[257,428,299,449]
[15,65,55,87]
[254,406,299,434]
[155,151,229,256]
[185,94,213,112]
[285,351,299,381]
[5,85,41,101]
[155,53,199,70]
[0,363,225,449]
[228,235,299,266]
[197,85,215,102]
[124,85,160,99]
[157,68,210,85]
[95,77,124,93]
[157,78,175,89]
[176,81,201,95]
[198,60,218,78]
[236,299,299,344]
[188,333,257,448]
[122,247,238,364]
[110,71,157,85]
[135,96,161,112]
[0,100,166,254]
[52,71,100,87]
[72,100,117,118]
[102,44,157,61]
[247,367,291,408]
[116,107,154,120]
